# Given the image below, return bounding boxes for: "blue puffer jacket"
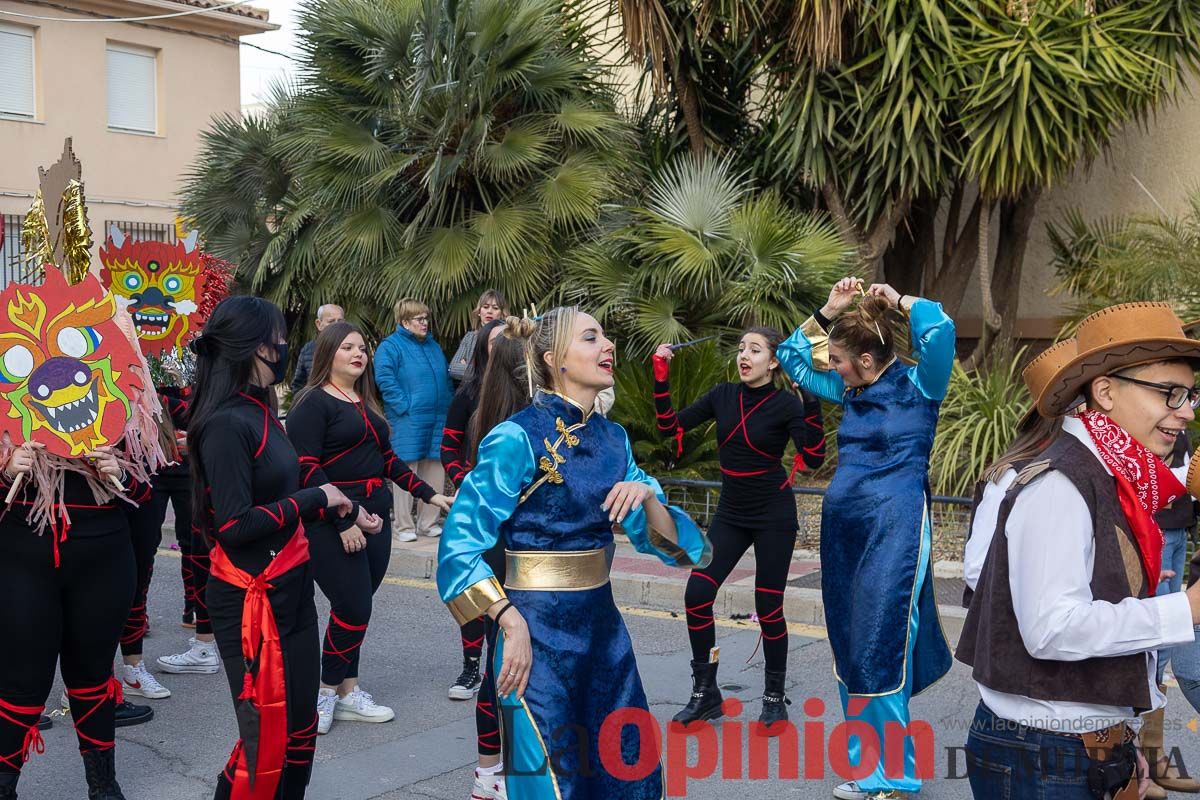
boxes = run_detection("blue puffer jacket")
[375,326,453,461]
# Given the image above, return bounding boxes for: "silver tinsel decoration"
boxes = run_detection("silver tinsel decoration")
[148,348,196,388]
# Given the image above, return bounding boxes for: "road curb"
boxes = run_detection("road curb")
[387,545,967,644]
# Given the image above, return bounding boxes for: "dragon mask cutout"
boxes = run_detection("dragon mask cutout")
[0,268,143,458]
[100,226,208,356]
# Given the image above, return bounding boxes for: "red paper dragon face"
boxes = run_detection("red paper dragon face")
[100,226,208,356]
[0,268,143,457]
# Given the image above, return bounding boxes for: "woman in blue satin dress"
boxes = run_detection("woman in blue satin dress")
[778,278,955,800]
[437,307,712,800]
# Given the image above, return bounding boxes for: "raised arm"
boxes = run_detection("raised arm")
[651,346,717,456]
[905,297,956,402]
[437,421,536,625]
[777,317,844,404]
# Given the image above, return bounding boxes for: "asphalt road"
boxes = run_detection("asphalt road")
[19,547,1200,799]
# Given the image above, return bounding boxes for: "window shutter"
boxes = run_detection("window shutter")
[0,24,35,118]
[106,43,157,133]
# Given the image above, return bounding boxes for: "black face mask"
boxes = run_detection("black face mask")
[258,343,288,385]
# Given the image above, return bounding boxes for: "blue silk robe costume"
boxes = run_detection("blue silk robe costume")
[778,299,955,795]
[438,392,711,800]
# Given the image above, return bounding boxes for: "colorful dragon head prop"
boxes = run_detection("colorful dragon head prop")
[0,267,144,458]
[100,225,210,357]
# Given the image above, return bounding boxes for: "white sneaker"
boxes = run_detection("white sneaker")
[156,638,220,674]
[117,661,171,699]
[833,783,908,799]
[471,771,506,800]
[422,525,443,538]
[333,687,394,723]
[393,529,417,544]
[316,689,338,735]
[833,782,866,800]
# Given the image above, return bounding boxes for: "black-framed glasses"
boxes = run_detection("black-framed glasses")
[1111,373,1200,410]
[409,315,430,324]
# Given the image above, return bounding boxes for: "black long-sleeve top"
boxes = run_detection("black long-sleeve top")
[286,388,436,532]
[197,385,328,574]
[655,374,825,526]
[440,386,478,488]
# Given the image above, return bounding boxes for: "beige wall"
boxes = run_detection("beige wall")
[0,0,263,259]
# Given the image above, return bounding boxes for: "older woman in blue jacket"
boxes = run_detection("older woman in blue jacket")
[375,298,454,542]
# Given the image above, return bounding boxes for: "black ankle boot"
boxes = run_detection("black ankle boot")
[0,770,18,800]
[758,668,791,733]
[81,749,126,800]
[672,660,724,724]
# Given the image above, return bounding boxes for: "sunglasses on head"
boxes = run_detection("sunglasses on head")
[1110,373,1200,410]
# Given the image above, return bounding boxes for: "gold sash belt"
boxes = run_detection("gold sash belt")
[504,547,610,591]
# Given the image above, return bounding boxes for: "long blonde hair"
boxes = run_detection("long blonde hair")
[526,306,579,396]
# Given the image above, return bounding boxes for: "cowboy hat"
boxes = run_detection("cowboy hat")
[1021,338,1079,418]
[1033,302,1200,417]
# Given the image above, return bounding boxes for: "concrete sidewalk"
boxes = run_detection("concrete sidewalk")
[387,534,970,642]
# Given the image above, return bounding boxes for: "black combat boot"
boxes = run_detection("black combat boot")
[758,668,791,733]
[672,659,724,724]
[82,749,126,800]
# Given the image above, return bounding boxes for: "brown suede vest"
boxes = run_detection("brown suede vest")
[956,434,1153,711]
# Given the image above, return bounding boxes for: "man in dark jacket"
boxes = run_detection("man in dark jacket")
[290,303,344,392]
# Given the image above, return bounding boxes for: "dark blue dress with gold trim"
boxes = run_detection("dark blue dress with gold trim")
[438,392,711,800]
[778,299,956,795]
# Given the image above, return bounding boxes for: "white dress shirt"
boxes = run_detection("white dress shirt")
[976,415,1196,733]
[963,469,1016,592]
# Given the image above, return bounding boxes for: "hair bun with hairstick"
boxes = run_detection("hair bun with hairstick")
[503,314,537,340]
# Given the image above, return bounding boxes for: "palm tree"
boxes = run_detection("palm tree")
[564,156,855,356]
[182,0,632,346]
[1048,187,1200,326]
[762,0,1200,361]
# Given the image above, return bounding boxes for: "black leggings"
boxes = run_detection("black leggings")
[154,473,200,624]
[0,529,135,774]
[121,500,162,657]
[308,520,390,686]
[683,517,796,672]
[209,565,319,799]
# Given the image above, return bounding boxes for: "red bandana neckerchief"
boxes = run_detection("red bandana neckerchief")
[1076,410,1185,595]
[209,528,311,799]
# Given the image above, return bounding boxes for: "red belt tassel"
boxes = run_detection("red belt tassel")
[209,528,311,800]
[781,452,806,488]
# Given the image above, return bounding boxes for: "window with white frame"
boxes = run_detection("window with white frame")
[0,23,36,119]
[106,42,157,134]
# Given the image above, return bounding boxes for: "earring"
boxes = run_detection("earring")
[560,367,566,373]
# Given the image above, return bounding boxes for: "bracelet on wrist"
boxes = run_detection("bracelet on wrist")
[495,601,515,625]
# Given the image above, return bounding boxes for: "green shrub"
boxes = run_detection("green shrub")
[931,349,1031,498]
